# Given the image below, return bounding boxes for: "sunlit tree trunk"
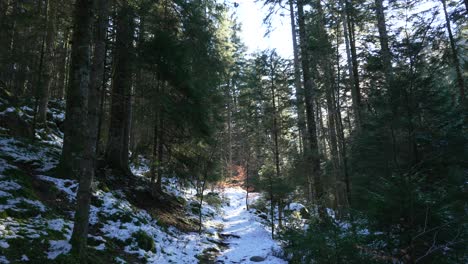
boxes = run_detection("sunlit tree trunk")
[297,0,324,217]
[441,0,465,103]
[340,0,361,129]
[375,0,393,84]
[289,0,307,153]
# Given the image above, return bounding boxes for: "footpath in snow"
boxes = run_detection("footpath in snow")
[215,187,286,264]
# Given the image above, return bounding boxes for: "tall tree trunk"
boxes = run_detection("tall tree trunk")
[314,0,344,215]
[150,74,160,196]
[57,29,70,99]
[105,3,134,176]
[441,0,465,103]
[375,0,393,84]
[66,0,94,261]
[289,0,307,153]
[297,0,324,217]
[89,0,109,155]
[156,85,165,193]
[37,0,56,127]
[341,0,361,129]
[227,79,233,177]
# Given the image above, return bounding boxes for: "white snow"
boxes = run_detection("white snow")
[0,180,22,191]
[37,175,77,200]
[47,240,71,259]
[0,256,9,264]
[0,197,46,212]
[285,202,305,211]
[216,187,286,264]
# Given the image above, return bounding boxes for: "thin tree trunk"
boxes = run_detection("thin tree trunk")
[441,0,465,103]
[227,79,233,177]
[150,111,158,196]
[37,0,56,127]
[245,157,250,210]
[341,0,361,129]
[375,0,393,84]
[57,30,70,100]
[297,0,324,217]
[156,88,164,192]
[150,73,160,196]
[67,0,94,261]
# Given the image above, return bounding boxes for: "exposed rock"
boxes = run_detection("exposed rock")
[250,256,266,262]
[219,233,241,239]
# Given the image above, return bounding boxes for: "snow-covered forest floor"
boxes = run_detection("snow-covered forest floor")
[0,99,287,263]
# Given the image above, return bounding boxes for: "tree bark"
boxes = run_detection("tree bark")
[341,0,361,129]
[57,29,70,100]
[375,0,393,84]
[66,0,94,261]
[297,0,324,217]
[105,3,134,176]
[441,0,465,103]
[89,0,109,156]
[156,85,165,192]
[37,0,57,127]
[289,0,307,153]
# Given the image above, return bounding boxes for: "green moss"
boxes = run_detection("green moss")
[204,193,222,208]
[0,237,48,263]
[0,210,8,218]
[176,196,187,206]
[5,207,41,219]
[2,168,39,201]
[132,230,155,253]
[52,254,80,264]
[190,205,201,215]
[98,182,110,193]
[101,210,134,223]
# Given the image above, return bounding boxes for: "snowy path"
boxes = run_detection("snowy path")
[215,188,287,264]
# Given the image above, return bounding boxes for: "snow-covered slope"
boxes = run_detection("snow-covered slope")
[0,100,287,263]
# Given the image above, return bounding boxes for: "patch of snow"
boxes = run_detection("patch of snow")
[0,190,12,198]
[0,256,9,264]
[47,219,65,231]
[0,240,9,248]
[20,255,29,261]
[47,240,71,259]
[95,243,106,251]
[115,257,126,264]
[0,180,22,191]
[0,158,16,174]
[37,175,77,200]
[0,137,59,172]
[0,197,46,212]
[285,202,305,211]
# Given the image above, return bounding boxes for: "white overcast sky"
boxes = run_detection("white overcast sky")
[226,0,294,58]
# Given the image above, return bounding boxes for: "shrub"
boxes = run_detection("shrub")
[132,230,155,253]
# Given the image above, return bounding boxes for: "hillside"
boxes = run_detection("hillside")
[0,98,286,263]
